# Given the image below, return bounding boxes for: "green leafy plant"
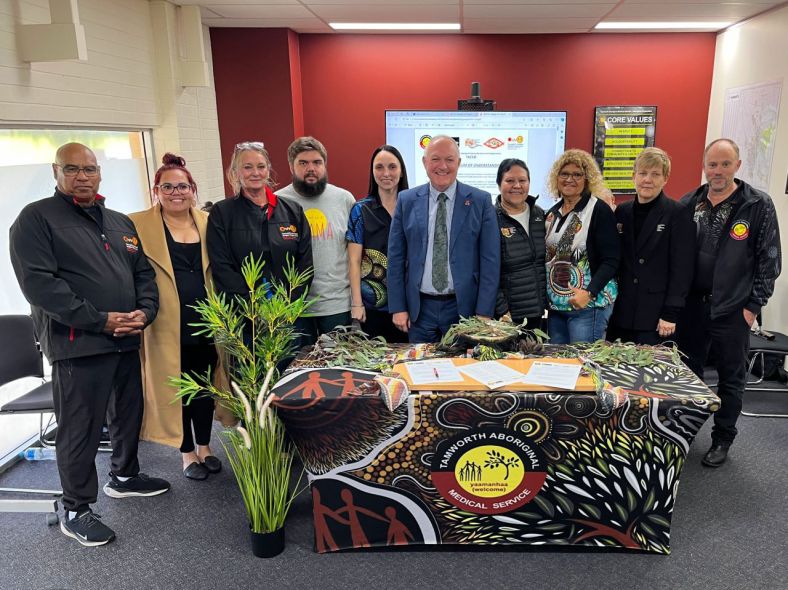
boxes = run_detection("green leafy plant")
[550,340,685,395]
[475,344,505,361]
[295,327,391,371]
[440,316,524,349]
[170,254,312,533]
[440,317,549,356]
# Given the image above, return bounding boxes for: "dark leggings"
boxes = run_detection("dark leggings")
[180,343,218,453]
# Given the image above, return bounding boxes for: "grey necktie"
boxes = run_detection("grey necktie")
[432,192,449,292]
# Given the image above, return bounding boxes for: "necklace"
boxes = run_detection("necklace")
[503,202,527,216]
[162,214,196,230]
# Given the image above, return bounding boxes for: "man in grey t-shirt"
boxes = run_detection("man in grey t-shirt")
[276,136,355,345]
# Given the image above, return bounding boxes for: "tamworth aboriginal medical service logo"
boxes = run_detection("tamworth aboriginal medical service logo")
[430,427,547,515]
[730,220,750,241]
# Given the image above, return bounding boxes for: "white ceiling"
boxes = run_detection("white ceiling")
[172,0,786,33]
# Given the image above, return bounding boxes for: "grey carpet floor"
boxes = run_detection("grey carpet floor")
[1,388,786,590]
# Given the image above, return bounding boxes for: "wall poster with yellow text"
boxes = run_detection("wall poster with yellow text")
[593,106,657,195]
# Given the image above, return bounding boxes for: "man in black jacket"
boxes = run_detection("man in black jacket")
[608,148,695,344]
[10,143,170,546]
[676,138,781,467]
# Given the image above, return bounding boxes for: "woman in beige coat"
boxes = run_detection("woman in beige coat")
[129,153,220,481]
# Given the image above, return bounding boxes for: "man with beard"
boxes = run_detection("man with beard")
[276,137,355,345]
[677,138,781,467]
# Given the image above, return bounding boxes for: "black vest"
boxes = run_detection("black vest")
[495,196,547,322]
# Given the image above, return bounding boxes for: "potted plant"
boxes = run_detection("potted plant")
[171,255,312,557]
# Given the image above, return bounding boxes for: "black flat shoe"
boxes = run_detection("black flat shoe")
[183,461,209,480]
[202,455,222,474]
[701,443,730,467]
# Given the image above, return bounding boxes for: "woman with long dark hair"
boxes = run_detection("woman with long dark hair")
[346,145,409,341]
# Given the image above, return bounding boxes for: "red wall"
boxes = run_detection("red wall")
[213,31,716,199]
[211,28,302,194]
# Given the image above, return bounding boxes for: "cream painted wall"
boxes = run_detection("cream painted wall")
[707,5,788,333]
[0,0,224,201]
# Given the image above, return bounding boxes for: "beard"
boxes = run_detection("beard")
[293,174,328,198]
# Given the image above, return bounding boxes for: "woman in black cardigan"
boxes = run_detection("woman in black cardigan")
[544,149,620,343]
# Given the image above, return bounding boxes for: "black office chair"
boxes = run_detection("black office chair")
[742,330,788,419]
[0,315,61,523]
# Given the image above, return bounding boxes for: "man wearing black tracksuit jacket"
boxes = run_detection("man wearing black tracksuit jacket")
[9,143,170,547]
[676,139,781,468]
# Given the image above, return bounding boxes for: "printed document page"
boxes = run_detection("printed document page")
[520,361,583,390]
[405,359,465,385]
[458,361,526,389]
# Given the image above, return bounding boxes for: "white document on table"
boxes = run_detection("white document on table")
[520,362,583,390]
[405,359,464,385]
[458,361,526,389]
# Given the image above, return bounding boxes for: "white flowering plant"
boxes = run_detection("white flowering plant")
[171,254,312,534]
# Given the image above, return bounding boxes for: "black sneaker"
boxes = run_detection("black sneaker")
[103,472,171,498]
[60,510,115,547]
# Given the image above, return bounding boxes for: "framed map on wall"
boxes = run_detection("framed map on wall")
[722,80,782,193]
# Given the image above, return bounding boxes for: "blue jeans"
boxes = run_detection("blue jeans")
[548,306,613,344]
[409,295,459,344]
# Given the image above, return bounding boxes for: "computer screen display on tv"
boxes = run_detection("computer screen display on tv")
[385,110,567,210]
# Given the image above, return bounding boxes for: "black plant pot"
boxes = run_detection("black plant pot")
[250,526,285,558]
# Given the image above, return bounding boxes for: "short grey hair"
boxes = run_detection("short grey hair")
[425,135,460,157]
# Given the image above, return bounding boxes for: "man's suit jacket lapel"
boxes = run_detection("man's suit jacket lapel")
[635,193,669,257]
[416,184,430,262]
[450,182,470,253]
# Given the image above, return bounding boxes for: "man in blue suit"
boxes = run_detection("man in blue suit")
[388,135,500,343]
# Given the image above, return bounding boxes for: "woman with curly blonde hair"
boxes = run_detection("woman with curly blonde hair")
[544,149,620,343]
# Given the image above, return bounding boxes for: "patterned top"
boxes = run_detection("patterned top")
[691,189,742,293]
[545,195,618,311]
[346,195,393,311]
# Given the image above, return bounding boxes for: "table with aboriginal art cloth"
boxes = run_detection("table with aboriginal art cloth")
[271,344,719,554]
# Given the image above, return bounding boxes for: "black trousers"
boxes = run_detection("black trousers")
[361,308,408,343]
[513,315,546,335]
[676,294,750,445]
[180,343,217,453]
[606,324,663,346]
[294,311,352,347]
[52,351,143,512]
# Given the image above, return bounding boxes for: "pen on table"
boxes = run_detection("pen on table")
[433,367,440,380]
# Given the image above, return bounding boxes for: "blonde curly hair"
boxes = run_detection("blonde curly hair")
[547,149,606,199]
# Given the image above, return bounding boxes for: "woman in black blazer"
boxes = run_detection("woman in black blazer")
[607,148,696,345]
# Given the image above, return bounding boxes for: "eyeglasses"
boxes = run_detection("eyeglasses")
[157,183,193,195]
[558,171,585,181]
[56,164,100,177]
[234,141,265,152]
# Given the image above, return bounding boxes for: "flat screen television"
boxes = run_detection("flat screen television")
[385,110,567,210]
